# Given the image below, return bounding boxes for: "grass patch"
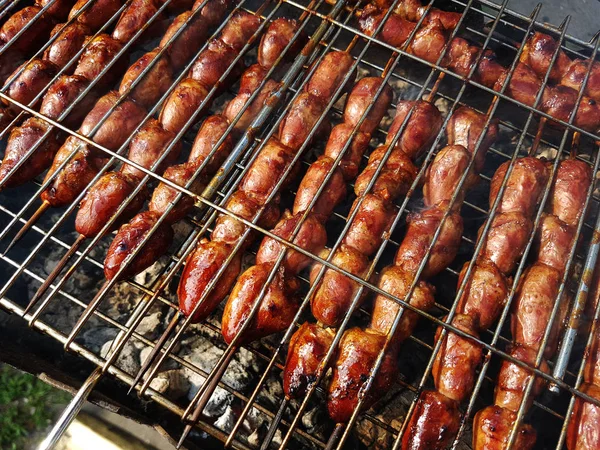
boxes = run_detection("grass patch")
[0,365,69,450]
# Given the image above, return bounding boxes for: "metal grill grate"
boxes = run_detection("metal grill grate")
[0,0,599,448]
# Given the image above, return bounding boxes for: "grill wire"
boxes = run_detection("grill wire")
[0,0,599,448]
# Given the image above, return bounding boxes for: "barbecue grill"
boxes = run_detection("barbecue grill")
[1,0,599,448]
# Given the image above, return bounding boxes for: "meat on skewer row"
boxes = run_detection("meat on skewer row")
[0,0,171,188]
[400,154,551,448]
[220,75,393,345]
[473,158,592,449]
[358,5,600,131]
[566,273,600,450]
[283,97,445,401]
[3,0,246,256]
[103,50,354,312]
[0,0,79,83]
[291,107,497,425]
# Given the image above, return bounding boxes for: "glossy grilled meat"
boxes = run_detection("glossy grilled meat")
[402,390,461,450]
[118,49,173,108]
[104,211,174,280]
[309,245,370,327]
[369,265,435,339]
[0,118,63,187]
[39,75,98,128]
[283,322,333,398]
[327,328,397,423]
[567,383,600,450]
[393,203,463,279]
[473,405,536,450]
[221,264,301,344]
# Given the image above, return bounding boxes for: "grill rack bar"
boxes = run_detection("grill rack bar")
[3,0,600,448]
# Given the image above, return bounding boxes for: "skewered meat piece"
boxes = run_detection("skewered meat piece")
[39,75,98,127]
[369,265,435,338]
[328,328,397,423]
[283,322,333,398]
[221,264,301,344]
[43,22,90,67]
[258,17,307,68]
[473,405,536,450]
[4,59,58,108]
[111,0,162,43]
[73,35,126,87]
[104,210,174,280]
[489,157,549,216]
[493,345,549,412]
[0,118,63,188]
[403,390,462,450]
[69,0,121,30]
[118,49,173,108]
[431,314,482,402]
[0,6,55,54]
[455,260,508,331]
[393,204,463,279]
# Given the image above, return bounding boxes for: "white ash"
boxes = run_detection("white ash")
[213,405,237,434]
[149,369,190,399]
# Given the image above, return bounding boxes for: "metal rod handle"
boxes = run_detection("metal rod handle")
[38,368,102,450]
